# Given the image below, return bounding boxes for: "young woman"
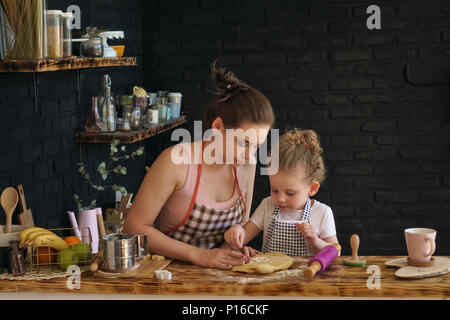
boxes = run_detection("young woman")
[123,61,275,269]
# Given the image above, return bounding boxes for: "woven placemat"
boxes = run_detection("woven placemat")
[0,265,89,281]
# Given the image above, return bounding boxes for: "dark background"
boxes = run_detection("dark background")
[0,0,449,255]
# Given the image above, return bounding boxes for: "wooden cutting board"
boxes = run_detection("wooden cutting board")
[16,185,34,227]
[385,256,450,279]
[94,258,173,279]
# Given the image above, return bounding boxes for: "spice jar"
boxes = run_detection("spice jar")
[60,12,73,57]
[80,26,103,57]
[45,10,63,58]
[8,240,25,276]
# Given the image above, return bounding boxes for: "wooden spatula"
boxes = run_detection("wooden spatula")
[90,213,107,272]
[1,187,19,234]
[16,185,34,227]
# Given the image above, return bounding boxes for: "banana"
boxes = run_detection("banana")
[33,233,68,250]
[20,228,54,246]
[19,227,48,243]
[25,230,57,246]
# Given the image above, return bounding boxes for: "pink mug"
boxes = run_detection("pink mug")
[404,228,436,265]
[77,208,101,254]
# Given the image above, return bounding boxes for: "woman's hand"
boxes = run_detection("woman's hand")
[240,245,261,263]
[296,222,318,246]
[191,247,246,270]
[222,242,261,263]
[224,224,245,250]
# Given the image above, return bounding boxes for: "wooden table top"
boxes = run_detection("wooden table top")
[0,256,448,299]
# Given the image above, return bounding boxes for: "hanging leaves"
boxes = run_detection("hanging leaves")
[74,140,145,209]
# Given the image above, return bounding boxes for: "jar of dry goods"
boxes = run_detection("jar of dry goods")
[46,10,63,58]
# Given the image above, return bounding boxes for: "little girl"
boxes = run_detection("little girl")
[224,129,339,256]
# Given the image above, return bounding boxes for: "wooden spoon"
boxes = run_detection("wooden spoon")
[1,187,19,234]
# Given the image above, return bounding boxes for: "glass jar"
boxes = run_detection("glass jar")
[8,240,25,276]
[0,0,48,59]
[46,10,63,58]
[157,97,168,122]
[121,105,132,131]
[80,26,103,57]
[60,12,73,57]
[130,106,141,130]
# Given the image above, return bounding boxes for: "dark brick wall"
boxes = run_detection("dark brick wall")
[1,0,448,256]
[0,0,178,230]
[141,0,450,255]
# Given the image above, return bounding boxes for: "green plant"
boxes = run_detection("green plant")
[73,139,145,210]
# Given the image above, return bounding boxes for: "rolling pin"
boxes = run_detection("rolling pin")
[90,213,106,272]
[304,243,341,279]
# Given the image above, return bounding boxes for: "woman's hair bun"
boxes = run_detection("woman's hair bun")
[210,59,248,102]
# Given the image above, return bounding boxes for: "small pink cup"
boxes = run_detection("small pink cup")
[404,228,436,266]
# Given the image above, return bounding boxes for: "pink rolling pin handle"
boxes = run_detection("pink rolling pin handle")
[305,245,339,279]
[67,211,82,238]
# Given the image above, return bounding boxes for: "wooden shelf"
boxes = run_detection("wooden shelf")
[75,115,187,144]
[0,57,137,72]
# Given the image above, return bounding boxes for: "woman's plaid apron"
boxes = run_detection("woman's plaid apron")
[164,142,247,249]
[262,197,312,256]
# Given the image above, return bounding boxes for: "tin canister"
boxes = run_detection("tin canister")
[101,233,136,272]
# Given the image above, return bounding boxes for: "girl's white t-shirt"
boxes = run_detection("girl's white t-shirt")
[249,197,337,255]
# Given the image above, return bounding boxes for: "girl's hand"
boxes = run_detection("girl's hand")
[296,222,318,245]
[192,247,246,270]
[240,245,261,263]
[224,224,245,250]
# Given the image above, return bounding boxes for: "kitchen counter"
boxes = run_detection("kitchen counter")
[0,256,448,299]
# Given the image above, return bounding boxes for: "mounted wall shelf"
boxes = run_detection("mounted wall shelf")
[0,57,137,72]
[75,115,187,144]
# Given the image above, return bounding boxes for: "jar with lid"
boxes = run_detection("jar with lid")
[80,26,103,57]
[60,12,73,57]
[8,240,25,276]
[45,10,63,58]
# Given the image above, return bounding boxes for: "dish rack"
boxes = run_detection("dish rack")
[26,227,93,271]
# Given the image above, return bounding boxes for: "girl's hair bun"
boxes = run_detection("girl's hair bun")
[285,128,322,155]
[276,128,326,183]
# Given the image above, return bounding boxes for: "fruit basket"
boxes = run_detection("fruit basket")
[21,227,93,271]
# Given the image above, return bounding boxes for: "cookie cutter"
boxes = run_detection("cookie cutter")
[155,270,172,280]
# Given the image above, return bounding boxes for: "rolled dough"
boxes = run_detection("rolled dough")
[231,252,294,275]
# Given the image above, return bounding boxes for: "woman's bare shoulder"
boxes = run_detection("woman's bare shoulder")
[152,142,196,189]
